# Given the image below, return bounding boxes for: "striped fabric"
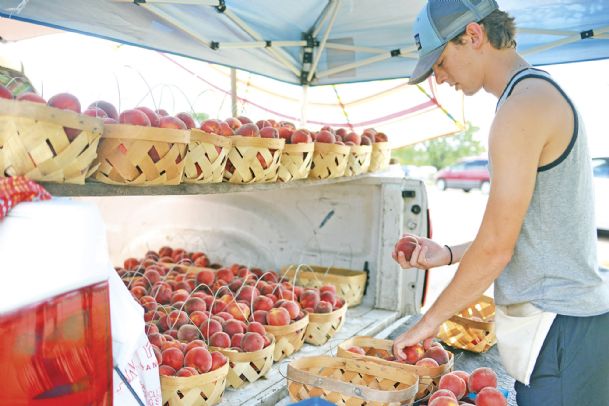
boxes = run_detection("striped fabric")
[0,176,51,220]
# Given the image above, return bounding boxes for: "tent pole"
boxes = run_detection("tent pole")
[307,0,341,83]
[316,47,414,79]
[522,25,609,56]
[137,4,212,47]
[222,9,301,78]
[230,68,238,117]
[214,41,305,49]
[300,85,309,128]
[311,1,334,38]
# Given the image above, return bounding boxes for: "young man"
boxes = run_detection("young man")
[392,0,609,404]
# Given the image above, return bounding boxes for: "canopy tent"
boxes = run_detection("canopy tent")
[1,0,609,87]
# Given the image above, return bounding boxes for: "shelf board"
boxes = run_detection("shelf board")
[42,174,375,197]
[217,304,400,406]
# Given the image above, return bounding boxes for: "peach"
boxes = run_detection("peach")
[469,367,497,393]
[177,324,201,342]
[361,135,372,145]
[300,290,320,309]
[247,321,266,336]
[210,351,227,371]
[159,365,176,376]
[89,100,118,120]
[424,346,450,365]
[314,130,335,143]
[211,301,227,315]
[200,119,222,134]
[225,117,242,130]
[167,310,189,330]
[135,106,161,127]
[253,296,274,312]
[423,337,435,351]
[48,92,81,113]
[139,295,158,312]
[415,357,439,367]
[346,346,366,355]
[152,345,162,364]
[236,286,259,303]
[241,332,265,352]
[148,332,165,348]
[375,132,388,142]
[209,332,231,348]
[429,396,459,406]
[151,284,172,305]
[475,387,506,406]
[429,389,458,404]
[146,322,160,334]
[253,310,268,325]
[184,347,212,373]
[189,310,209,328]
[439,373,467,399]
[280,301,301,319]
[260,127,279,139]
[119,109,151,126]
[185,339,206,353]
[176,367,197,377]
[183,297,206,314]
[267,307,290,326]
[216,268,234,283]
[394,235,419,261]
[334,297,346,310]
[176,112,196,129]
[170,289,190,304]
[194,256,209,268]
[262,334,272,348]
[215,311,234,322]
[160,115,187,130]
[279,127,294,141]
[452,371,470,393]
[223,319,245,336]
[398,344,422,365]
[343,132,361,145]
[83,107,108,118]
[161,347,184,371]
[165,329,179,339]
[200,319,222,340]
[231,333,244,348]
[0,84,12,99]
[319,285,336,295]
[314,301,333,313]
[17,92,46,103]
[227,302,250,321]
[236,115,252,124]
[235,123,259,137]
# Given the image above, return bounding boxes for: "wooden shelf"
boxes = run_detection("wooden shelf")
[42,174,375,197]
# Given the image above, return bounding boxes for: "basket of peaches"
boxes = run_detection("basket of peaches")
[337,336,454,402]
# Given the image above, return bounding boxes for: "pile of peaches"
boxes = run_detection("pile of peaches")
[116,245,346,377]
[427,367,506,406]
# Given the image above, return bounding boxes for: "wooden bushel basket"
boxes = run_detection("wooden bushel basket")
[280,265,367,307]
[160,361,229,406]
[369,142,391,172]
[264,312,309,362]
[304,305,347,346]
[94,124,189,185]
[0,98,102,184]
[223,136,284,183]
[344,144,372,176]
[309,142,350,179]
[337,336,454,400]
[210,334,275,389]
[287,356,419,406]
[183,130,231,183]
[437,295,496,353]
[278,142,314,182]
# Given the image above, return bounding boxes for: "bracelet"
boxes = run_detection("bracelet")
[444,245,453,265]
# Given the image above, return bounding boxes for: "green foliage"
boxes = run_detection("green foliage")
[393,122,485,170]
[192,112,209,122]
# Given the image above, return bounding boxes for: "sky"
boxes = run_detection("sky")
[3,31,609,156]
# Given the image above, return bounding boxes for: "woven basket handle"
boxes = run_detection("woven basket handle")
[287,364,417,403]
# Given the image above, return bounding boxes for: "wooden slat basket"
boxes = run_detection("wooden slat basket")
[344,144,372,176]
[94,123,189,185]
[182,130,231,183]
[264,312,309,362]
[304,304,347,346]
[0,98,102,184]
[223,136,284,183]
[309,142,350,179]
[280,265,367,307]
[287,356,419,406]
[210,334,275,389]
[278,142,314,182]
[160,361,229,406]
[337,336,454,400]
[437,295,496,353]
[369,142,391,172]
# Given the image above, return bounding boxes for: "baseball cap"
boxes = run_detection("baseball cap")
[409,0,499,84]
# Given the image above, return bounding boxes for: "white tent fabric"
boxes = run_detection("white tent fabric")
[1,0,609,86]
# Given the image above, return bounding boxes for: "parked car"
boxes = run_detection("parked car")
[593,157,609,232]
[435,158,490,193]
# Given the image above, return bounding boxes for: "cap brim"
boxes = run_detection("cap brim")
[408,45,446,85]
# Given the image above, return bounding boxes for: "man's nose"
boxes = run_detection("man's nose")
[433,68,446,85]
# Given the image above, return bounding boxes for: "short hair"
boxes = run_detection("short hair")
[451,9,517,49]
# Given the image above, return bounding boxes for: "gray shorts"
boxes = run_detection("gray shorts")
[515,310,609,405]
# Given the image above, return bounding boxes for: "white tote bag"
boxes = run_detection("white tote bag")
[495,302,556,385]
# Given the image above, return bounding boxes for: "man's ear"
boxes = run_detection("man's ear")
[465,22,485,48]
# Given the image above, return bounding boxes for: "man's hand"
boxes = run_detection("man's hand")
[392,318,440,361]
[392,234,451,270]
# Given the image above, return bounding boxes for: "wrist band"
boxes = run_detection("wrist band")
[444,245,453,265]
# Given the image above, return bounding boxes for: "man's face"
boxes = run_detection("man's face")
[431,36,483,96]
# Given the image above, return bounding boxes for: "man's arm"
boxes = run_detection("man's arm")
[393,81,558,354]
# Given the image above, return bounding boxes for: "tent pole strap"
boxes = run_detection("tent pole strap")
[230,68,238,117]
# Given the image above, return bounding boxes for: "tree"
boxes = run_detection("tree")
[393,122,485,170]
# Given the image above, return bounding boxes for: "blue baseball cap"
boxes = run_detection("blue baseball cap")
[409,0,499,84]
